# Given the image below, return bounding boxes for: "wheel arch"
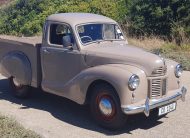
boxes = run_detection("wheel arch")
[85,79,121,105]
[76,64,133,105]
[0,51,32,85]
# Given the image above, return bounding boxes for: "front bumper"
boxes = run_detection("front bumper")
[122,86,187,117]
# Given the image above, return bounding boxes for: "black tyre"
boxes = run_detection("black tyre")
[90,83,127,130]
[9,77,31,98]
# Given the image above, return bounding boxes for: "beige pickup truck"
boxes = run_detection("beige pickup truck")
[0,13,187,129]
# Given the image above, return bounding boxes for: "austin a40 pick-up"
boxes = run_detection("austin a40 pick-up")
[0,13,187,129]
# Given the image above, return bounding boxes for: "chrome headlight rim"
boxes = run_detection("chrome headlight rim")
[128,74,140,90]
[175,64,183,78]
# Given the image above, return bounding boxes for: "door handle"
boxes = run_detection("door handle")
[43,49,50,54]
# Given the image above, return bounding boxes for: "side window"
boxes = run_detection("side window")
[104,24,115,39]
[103,24,124,40]
[49,24,74,46]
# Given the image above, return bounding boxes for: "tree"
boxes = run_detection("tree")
[0,0,127,36]
[127,0,190,40]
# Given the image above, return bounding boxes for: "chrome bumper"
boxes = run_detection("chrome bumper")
[122,86,187,117]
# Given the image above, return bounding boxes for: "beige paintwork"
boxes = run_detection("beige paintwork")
[0,13,186,115]
[0,37,41,87]
[47,13,117,28]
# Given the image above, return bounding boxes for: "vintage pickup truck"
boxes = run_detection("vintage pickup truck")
[0,13,187,129]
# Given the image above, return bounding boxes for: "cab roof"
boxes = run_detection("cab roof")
[47,13,117,27]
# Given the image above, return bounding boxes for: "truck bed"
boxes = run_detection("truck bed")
[0,35,42,87]
[0,35,42,45]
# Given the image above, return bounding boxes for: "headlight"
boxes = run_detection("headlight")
[128,74,140,90]
[175,64,183,78]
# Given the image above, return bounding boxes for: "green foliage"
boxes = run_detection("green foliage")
[0,0,190,41]
[127,0,190,40]
[0,0,126,36]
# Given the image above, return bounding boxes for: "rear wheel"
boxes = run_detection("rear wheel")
[90,83,127,130]
[9,77,31,98]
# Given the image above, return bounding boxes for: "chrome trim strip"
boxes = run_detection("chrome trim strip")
[122,86,187,116]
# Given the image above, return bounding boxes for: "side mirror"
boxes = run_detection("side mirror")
[62,35,73,50]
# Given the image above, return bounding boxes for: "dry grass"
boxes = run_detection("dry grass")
[128,37,190,71]
[0,114,41,138]
[0,0,14,10]
[128,37,165,50]
[0,0,12,5]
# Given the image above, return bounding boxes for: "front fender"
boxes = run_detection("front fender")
[65,64,147,106]
[0,51,32,85]
[165,59,180,90]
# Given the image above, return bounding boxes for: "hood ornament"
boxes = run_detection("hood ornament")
[155,49,161,56]
[159,55,166,65]
[155,49,166,65]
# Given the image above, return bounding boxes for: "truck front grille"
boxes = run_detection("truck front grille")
[151,66,167,77]
[149,78,167,99]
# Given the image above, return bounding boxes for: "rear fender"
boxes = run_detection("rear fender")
[0,51,32,85]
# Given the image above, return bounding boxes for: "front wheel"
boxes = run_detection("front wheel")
[90,83,127,130]
[9,77,31,98]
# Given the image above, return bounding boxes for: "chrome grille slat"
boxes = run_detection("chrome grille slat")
[151,92,160,94]
[152,89,160,91]
[152,87,161,89]
[152,83,160,85]
[149,78,167,99]
[151,66,167,77]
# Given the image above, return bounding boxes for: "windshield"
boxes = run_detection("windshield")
[77,23,125,44]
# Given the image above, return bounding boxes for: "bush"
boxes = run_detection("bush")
[126,0,190,41]
[0,0,190,45]
[0,0,126,36]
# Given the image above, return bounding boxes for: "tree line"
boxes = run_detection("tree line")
[0,0,189,43]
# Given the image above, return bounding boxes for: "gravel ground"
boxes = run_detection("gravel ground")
[0,72,189,138]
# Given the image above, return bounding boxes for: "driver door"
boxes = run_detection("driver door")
[41,22,84,94]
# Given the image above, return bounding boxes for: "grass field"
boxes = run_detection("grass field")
[0,114,40,138]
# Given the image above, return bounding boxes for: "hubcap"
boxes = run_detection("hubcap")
[99,98,113,116]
